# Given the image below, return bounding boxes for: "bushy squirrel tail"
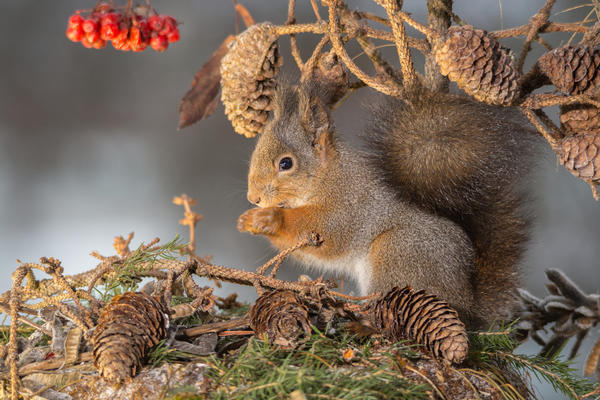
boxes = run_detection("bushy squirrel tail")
[365,89,539,328]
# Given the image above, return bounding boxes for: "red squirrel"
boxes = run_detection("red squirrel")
[238,81,538,329]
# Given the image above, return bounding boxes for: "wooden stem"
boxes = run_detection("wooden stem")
[425,0,452,92]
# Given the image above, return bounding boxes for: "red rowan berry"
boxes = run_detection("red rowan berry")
[92,39,107,49]
[167,29,180,43]
[148,15,164,32]
[66,26,84,42]
[160,16,177,35]
[68,14,84,29]
[86,30,101,44]
[82,18,99,34]
[150,34,168,52]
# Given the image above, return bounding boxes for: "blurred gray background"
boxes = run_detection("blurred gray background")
[0,0,598,397]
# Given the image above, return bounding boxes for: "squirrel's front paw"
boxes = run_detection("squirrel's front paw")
[237,207,282,235]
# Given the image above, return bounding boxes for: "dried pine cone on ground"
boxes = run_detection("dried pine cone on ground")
[537,45,600,96]
[250,290,311,347]
[220,22,282,138]
[91,292,169,383]
[370,286,469,364]
[434,25,519,106]
[558,132,600,182]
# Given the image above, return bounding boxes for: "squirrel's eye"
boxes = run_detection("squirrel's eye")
[278,157,293,171]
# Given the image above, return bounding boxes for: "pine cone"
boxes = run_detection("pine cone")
[434,25,519,106]
[560,104,600,135]
[370,286,469,364]
[220,22,282,138]
[249,290,311,348]
[537,45,600,96]
[91,292,169,383]
[558,132,600,181]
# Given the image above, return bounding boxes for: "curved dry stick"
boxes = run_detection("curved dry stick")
[8,267,29,400]
[396,11,438,38]
[327,0,404,97]
[515,0,556,74]
[301,35,330,79]
[39,258,95,328]
[274,22,326,36]
[379,1,417,90]
[491,22,588,39]
[256,236,315,276]
[520,107,561,149]
[356,35,401,80]
[286,0,303,70]
[362,25,429,52]
[357,11,391,27]
[425,0,452,92]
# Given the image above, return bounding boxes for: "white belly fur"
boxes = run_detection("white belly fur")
[294,252,372,295]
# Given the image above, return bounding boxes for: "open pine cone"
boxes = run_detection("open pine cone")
[537,45,600,96]
[249,290,311,348]
[558,132,600,182]
[369,286,469,364]
[434,25,519,106]
[560,104,600,135]
[91,292,169,383]
[220,22,282,138]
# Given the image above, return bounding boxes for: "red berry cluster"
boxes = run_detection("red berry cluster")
[66,3,180,52]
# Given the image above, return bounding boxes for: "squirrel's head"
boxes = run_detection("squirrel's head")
[247,82,337,208]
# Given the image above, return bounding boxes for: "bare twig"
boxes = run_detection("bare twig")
[287,0,304,70]
[516,0,556,74]
[256,235,316,276]
[491,22,588,39]
[8,267,28,400]
[378,1,418,90]
[425,0,452,92]
[302,35,330,78]
[182,317,251,338]
[310,0,321,21]
[327,0,404,97]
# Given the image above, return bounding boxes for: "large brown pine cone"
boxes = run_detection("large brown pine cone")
[434,25,519,106]
[558,132,600,181]
[220,22,282,138]
[249,290,311,348]
[91,292,169,383]
[537,45,600,96]
[560,104,600,135]
[370,286,469,364]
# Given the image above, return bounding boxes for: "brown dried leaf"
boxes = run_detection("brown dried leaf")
[64,326,83,365]
[178,35,235,129]
[585,337,600,377]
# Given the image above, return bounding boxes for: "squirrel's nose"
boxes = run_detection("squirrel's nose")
[247,192,261,205]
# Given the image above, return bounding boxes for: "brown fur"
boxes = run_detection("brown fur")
[239,82,539,330]
[366,89,539,327]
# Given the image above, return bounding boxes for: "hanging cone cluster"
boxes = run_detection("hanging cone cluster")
[220,22,282,138]
[558,132,600,182]
[249,290,311,347]
[434,25,519,106]
[537,45,600,96]
[369,286,468,364]
[560,104,600,135]
[91,292,169,383]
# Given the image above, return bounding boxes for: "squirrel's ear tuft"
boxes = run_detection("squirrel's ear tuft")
[300,93,336,161]
[300,92,331,139]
